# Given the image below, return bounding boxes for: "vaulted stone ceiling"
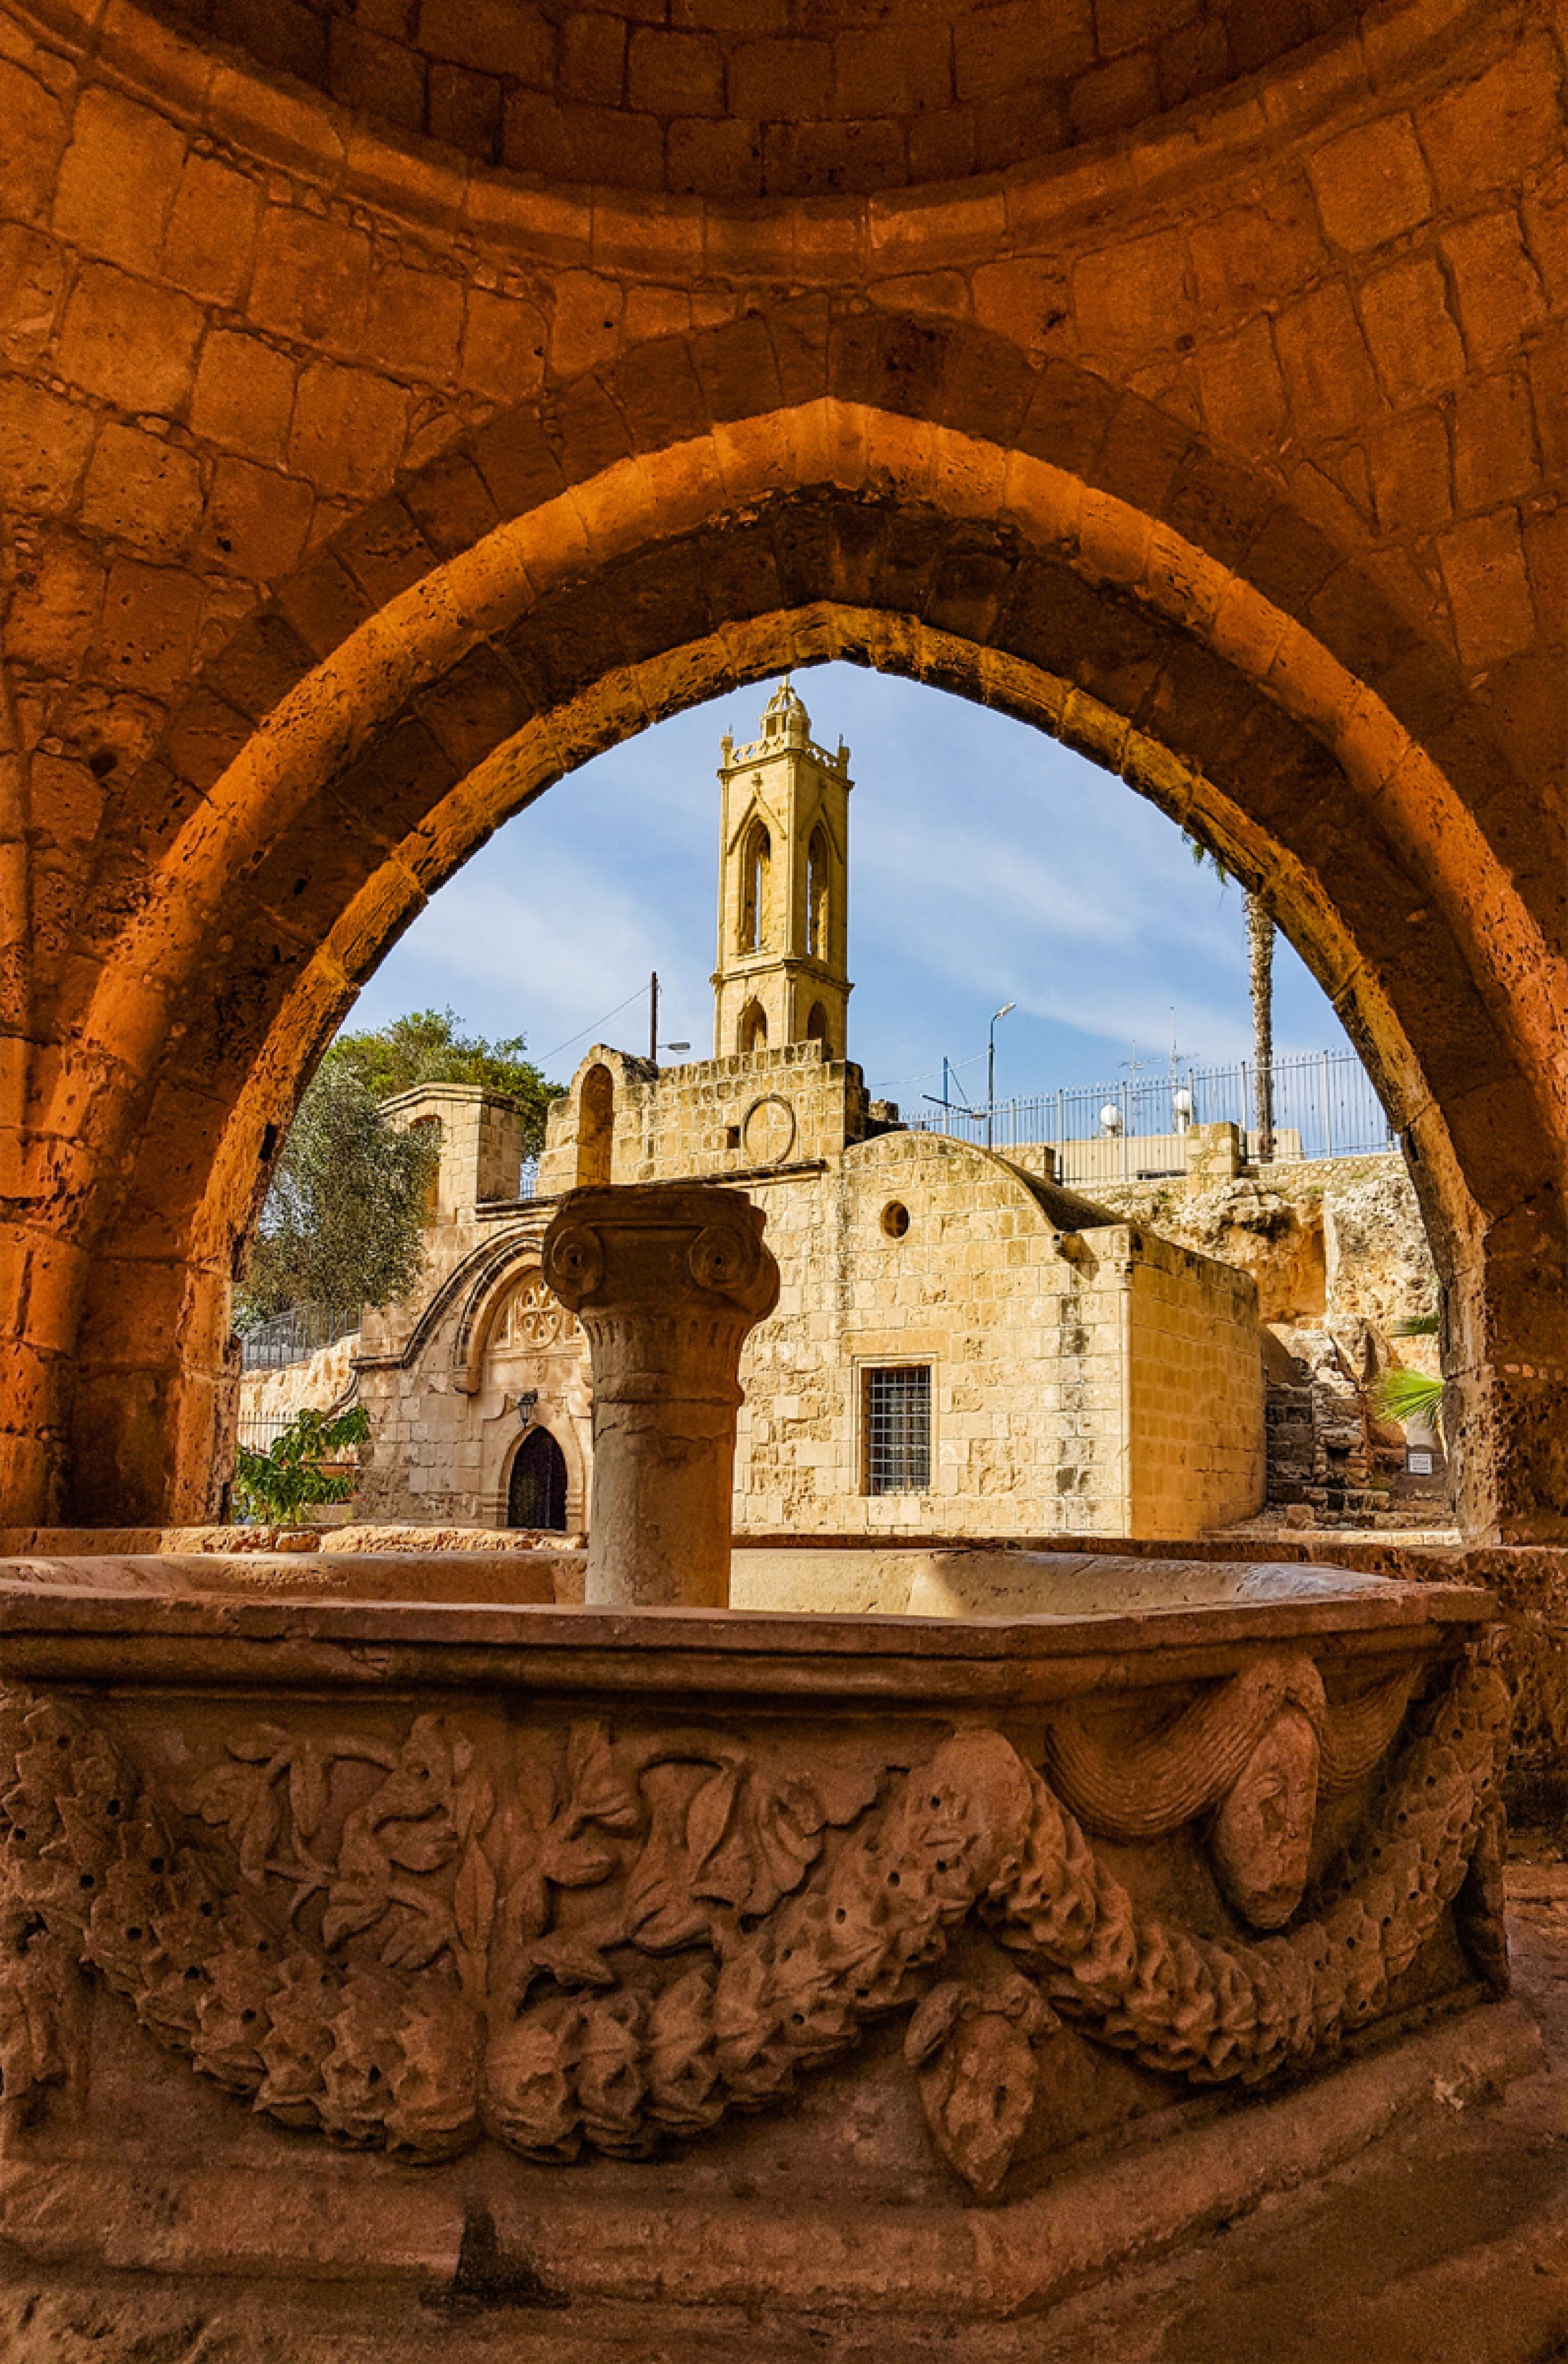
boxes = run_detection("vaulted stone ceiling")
[136,0,1376,193]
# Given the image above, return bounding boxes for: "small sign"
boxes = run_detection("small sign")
[1406,1449,1434,1476]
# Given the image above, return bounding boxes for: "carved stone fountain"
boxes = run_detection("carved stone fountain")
[0,1187,1526,2327]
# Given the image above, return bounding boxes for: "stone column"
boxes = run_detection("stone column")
[541,1184,780,1608]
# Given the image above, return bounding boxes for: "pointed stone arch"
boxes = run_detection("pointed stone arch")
[10,312,1561,1538]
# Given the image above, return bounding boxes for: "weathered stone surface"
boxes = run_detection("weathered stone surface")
[0,1544,1510,2332]
[0,0,1559,1623]
[544,1181,779,1607]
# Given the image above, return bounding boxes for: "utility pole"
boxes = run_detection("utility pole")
[649,970,658,1065]
[987,1002,1016,1150]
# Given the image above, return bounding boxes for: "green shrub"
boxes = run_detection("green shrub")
[232,1405,371,1528]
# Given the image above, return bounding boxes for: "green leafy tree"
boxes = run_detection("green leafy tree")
[238,1063,439,1325]
[232,1405,370,1527]
[326,1008,559,1155]
[238,1011,562,1327]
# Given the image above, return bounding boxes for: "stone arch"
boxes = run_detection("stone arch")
[16,314,1563,1538]
[506,1423,570,1533]
[737,1000,769,1057]
[805,1002,830,1053]
[576,1065,616,1190]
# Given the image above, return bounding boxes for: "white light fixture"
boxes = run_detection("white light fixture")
[1100,1103,1123,1135]
[1172,1087,1193,1128]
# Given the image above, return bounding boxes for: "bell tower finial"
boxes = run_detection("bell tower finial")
[711,681,853,1062]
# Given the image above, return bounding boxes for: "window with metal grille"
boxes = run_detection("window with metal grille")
[863,1364,932,1496]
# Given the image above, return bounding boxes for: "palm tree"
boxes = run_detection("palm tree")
[1371,1312,1446,1438]
[1188,839,1275,1161]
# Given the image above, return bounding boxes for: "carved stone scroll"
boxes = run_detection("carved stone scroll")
[543,1184,780,1609]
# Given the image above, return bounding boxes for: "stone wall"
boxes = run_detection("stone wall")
[1101,1151,1446,1525]
[356,1100,1262,1541]
[537,1039,886,1195]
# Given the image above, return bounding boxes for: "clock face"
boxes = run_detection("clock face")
[742,1095,797,1166]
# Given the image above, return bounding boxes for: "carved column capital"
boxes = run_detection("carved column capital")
[543,1185,780,1607]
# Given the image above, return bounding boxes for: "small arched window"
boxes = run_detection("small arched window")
[739,815,771,953]
[807,825,831,959]
[805,1000,829,1052]
[738,1000,768,1055]
[577,1062,615,1187]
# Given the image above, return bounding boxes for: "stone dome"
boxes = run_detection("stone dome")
[138,0,1376,197]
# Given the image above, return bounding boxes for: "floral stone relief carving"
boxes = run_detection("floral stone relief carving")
[0,1655,1509,2199]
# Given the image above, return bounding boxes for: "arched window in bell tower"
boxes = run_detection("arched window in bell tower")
[739,816,771,953]
[807,825,831,959]
[738,999,768,1055]
[805,1000,829,1052]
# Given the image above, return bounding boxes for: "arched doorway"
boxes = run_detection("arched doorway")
[508,1426,568,1531]
[23,317,1562,1540]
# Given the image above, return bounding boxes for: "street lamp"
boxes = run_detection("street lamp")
[987,1001,1016,1149]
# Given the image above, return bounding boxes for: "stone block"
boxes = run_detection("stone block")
[1305,115,1432,251]
[547,270,624,377]
[1273,282,1378,442]
[728,37,832,121]
[1442,210,1548,370]
[628,27,724,116]
[559,12,625,105]
[160,154,265,306]
[1196,316,1287,449]
[952,0,1093,99]
[199,456,315,581]
[78,421,203,559]
[249,208,373,352]
[190,331,297,465]
[0,55,67,219]
[834,27,951,119]
[5,536,104,670]
[55,262,204,413]
[1439,509,1537,670]
[1070,52,1160,140]
[0,222,66,365]
[0,381,94,513]
[668,114,765,199]
[287,361,408,499]
[426,62,502,158]
[1453,374,1538,512]
[52,86,186,274]
[1366,407,1452,537]
[461,288,548,404]
[364,263,464,383]
[1072,228,1193,349]
[1417,37,1562,205]
[94,556,203,695]
[419,0,552,80]
[326,20,426,134]
[1358,257,1465,406]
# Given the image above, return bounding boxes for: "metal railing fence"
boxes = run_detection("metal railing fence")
[237,1301,363,1373]
[908,1049,1394,1179]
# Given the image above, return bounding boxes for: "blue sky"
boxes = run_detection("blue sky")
[352,663,1355,1108]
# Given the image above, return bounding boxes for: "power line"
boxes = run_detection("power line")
[539,984,650,1067]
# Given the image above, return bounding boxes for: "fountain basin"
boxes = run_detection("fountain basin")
[0,1550,1517,2318]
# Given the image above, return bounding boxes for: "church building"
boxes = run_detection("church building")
[352,684,1265,1541]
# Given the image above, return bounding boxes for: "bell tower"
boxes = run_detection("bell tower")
[712,679,853,1062]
